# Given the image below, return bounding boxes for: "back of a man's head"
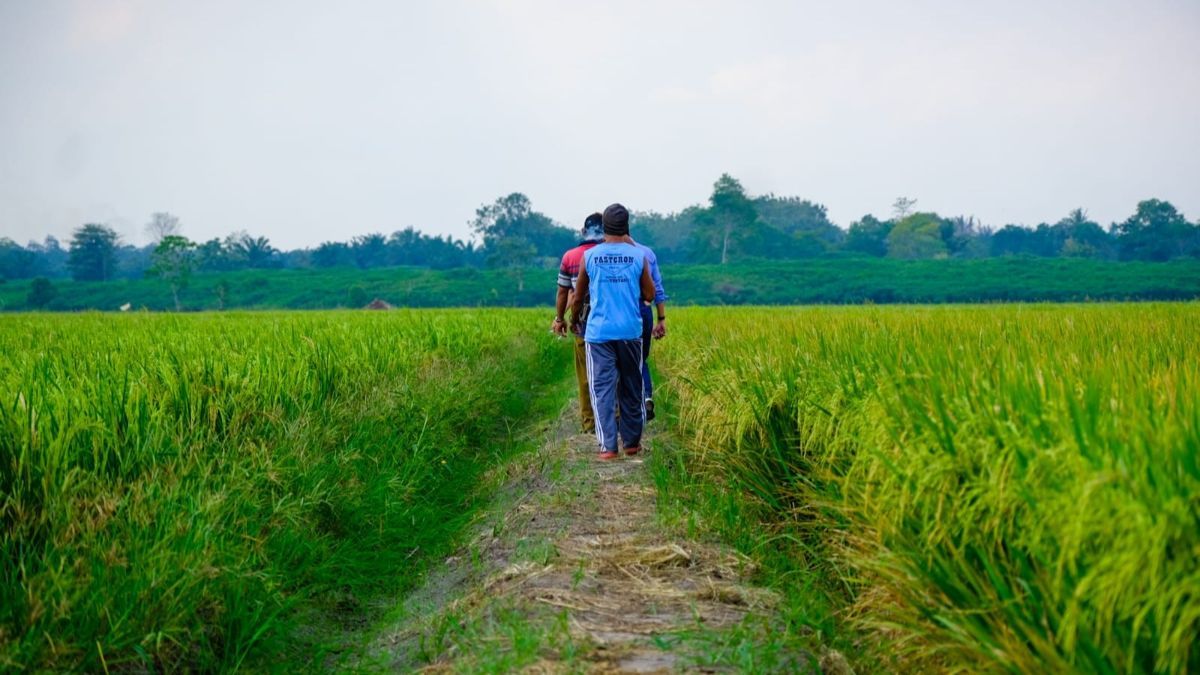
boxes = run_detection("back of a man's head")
[602,203,630,236]
[582,212,604,243]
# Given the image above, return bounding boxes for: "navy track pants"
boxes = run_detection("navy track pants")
[585,339,645,452]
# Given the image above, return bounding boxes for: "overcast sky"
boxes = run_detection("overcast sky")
[1,0,1198,249]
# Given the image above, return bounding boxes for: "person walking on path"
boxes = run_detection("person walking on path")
[552,213,604,433]
[622,233,667,421]
[570,203,656,460]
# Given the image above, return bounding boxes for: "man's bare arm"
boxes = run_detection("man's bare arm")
[556,286,569,319]
[639,262,655,303]
[552,285,570,335]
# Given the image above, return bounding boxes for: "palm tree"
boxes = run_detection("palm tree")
[227,234,277,268]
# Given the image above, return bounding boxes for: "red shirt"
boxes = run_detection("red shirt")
[559,241,598,334]
[557,241,598,290]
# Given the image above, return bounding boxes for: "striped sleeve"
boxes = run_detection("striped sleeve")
[557,252,574,288]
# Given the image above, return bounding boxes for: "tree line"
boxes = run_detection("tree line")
[632,175,1199,264]
[0,221,479,283]
[3,175,1198,292]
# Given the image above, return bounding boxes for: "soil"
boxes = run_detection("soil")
[366,402,837,673]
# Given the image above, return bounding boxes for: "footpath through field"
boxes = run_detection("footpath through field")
[367,401,843,672]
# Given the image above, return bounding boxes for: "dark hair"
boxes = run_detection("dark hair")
[583,212,603,229]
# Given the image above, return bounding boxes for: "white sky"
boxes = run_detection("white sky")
[1,0,1198,249]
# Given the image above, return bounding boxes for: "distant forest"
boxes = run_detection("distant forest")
[3,174,1199,289]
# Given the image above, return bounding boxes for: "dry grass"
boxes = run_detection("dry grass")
[379,416,813,673]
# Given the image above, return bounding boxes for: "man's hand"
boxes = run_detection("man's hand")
[551,317,567,336]
[652,318,667,340]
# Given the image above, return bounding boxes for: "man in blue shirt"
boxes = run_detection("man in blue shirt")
[622,234,667,421]
[569,203,656,460]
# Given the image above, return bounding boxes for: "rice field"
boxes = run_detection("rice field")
[0,310,567,671]
[3,304,1197,672]
[652,304,1199,673]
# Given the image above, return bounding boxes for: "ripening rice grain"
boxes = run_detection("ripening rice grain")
[654,304,1199,673]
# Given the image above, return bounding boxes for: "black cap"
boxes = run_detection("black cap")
[602,203,629,236]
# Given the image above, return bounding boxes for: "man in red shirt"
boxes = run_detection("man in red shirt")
[552,213,604,433]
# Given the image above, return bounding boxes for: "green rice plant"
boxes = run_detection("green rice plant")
[0,309,569,671]
[652,304,1199,673]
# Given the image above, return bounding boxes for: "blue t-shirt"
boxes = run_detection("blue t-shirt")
[583,242,645,343]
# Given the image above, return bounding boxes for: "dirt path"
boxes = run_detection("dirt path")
[369,402,835,673]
